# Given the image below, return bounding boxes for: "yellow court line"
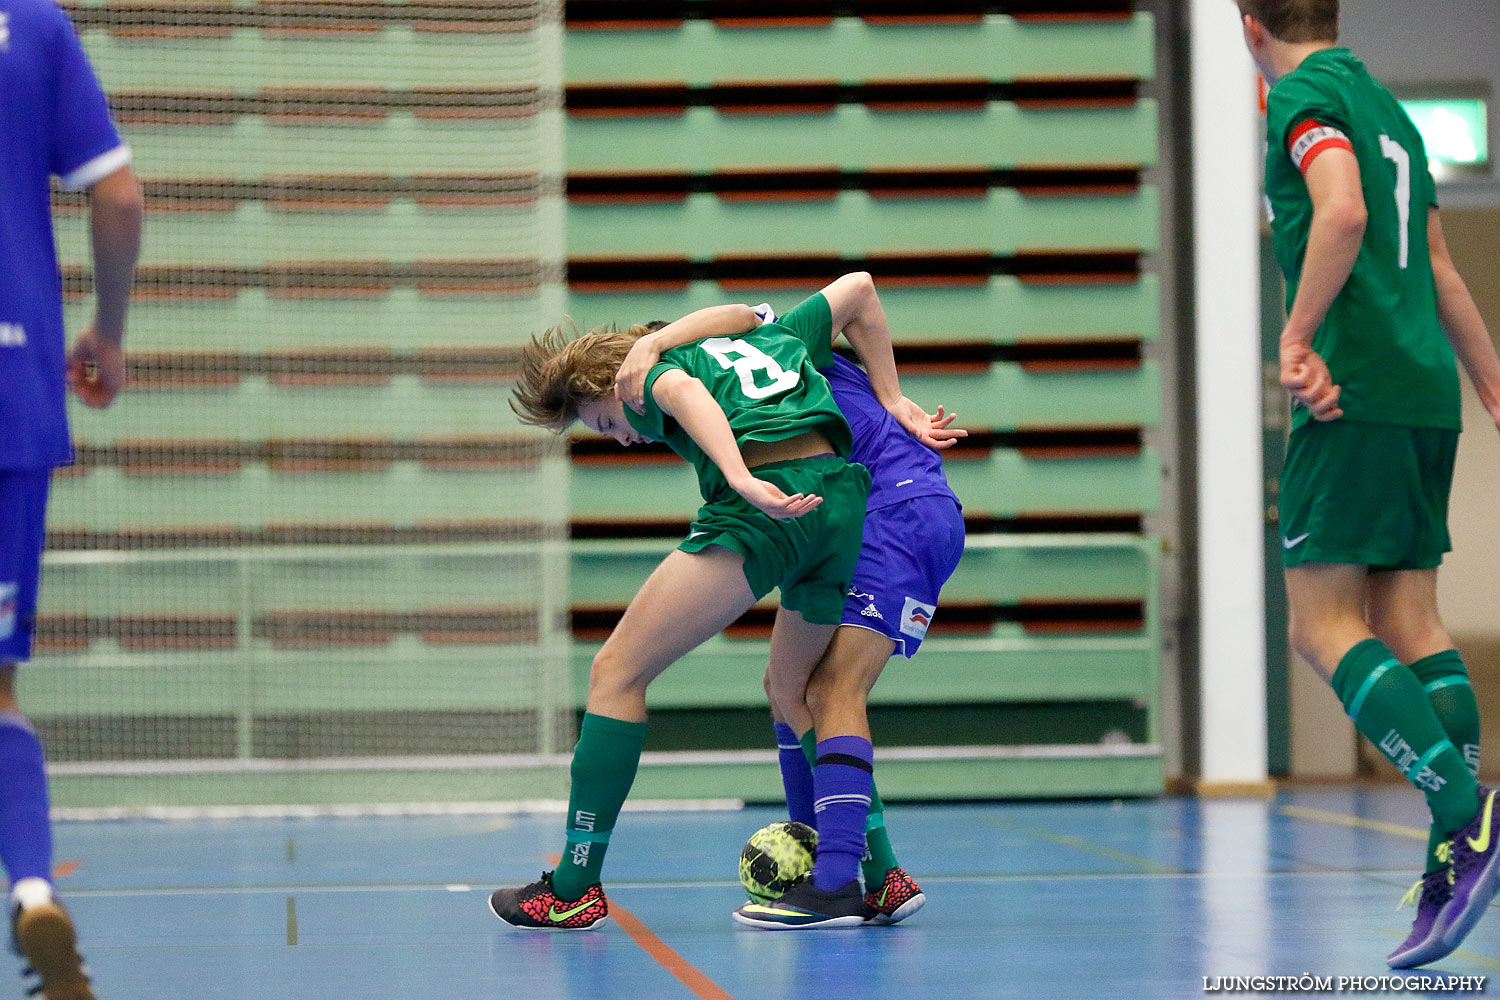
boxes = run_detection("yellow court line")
[988,819,1180,874]
[1279,805,1428,842]
[1291,808,1500,969]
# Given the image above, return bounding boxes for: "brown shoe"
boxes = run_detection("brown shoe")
[12,902,94,1000]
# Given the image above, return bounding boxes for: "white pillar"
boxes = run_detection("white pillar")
[1190,0,1269,788]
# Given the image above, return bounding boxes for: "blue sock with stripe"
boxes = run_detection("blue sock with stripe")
[774,723,816,828]
[801,729,898,884]
[811,735,872,892]
[0,714,53,888]
[1409,649,1482,871]
[1331,639,1479,836]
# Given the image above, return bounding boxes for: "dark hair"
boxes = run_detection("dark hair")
[1236,0,1338,42]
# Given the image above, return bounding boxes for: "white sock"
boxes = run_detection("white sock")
[10,877,54,913]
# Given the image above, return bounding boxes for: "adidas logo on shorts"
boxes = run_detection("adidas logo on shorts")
[861,603,883,620]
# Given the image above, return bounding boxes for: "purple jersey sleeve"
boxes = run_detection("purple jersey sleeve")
[46,7,127,188]
[753,304,957,513]
[824,354,957,513]
[0,0,126,469]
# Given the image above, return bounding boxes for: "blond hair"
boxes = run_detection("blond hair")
[510,321,650,431]
[1236,0,1338,43]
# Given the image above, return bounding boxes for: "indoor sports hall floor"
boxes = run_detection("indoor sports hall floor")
[43,788,1500,999]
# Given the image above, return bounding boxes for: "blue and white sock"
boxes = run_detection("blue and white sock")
[774,723,816,828]
[0,713,53,903]
[811,735,873,891]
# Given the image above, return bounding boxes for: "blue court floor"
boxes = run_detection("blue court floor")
[37,788,1500,999]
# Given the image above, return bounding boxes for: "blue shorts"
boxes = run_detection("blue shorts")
[0,470,51,664]
[840,494,964,657]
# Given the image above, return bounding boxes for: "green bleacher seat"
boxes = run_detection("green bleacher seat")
[570,447,1161,521]
[565,189,1159,257]
[563,278,1160,344]
[563,16,1155,86]
[566,103,1158,173]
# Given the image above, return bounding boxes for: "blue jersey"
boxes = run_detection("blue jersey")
[754,301,958,514]
[824,354,958,513]
[0,0,129,469]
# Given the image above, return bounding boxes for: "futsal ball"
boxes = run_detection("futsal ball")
[739,820,817,903]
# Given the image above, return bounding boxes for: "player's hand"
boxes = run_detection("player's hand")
[886,396,967,451]
[66,326,126,409]
[1280,341,1343,421]
[615,334,663,414]
[729,476,823,520]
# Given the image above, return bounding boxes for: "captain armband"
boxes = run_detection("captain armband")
[1288,118,1354,174]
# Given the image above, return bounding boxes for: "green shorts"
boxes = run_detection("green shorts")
[679,454,871,625]
[1279,419,1457,571]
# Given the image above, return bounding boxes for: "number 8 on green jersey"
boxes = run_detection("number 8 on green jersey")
[625,293,869,624]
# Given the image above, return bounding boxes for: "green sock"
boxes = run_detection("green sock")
[861,784,900,887]
[552,712,647,900]
[1331,639,1479,836]
[800,727,817,768]
[800,730,898,885]
[1409,649,1482,872]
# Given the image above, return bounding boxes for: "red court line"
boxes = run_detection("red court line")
[610,904,736,1000]
[53,861,80,879]
[546,853,735,1000]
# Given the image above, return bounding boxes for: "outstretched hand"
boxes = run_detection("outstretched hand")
[730,476,824,520]
[66,326,126,409]
[886,396,967,451]
[615,336,662,414]
[1280,342,1343,421]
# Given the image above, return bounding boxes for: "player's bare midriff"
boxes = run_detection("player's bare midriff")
[741,431,835,469]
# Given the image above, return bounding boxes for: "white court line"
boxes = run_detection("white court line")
[57,868,1430,899]
[52,742,1157,780]
[54,798,744,822]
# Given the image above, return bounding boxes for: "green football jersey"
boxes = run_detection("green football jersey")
[1264,48,1459,431]
[624,292,853,502]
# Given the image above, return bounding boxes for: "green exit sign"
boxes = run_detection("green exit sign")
[1399,98,1489,171]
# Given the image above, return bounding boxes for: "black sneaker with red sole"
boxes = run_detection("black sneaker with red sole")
[488,871,610,931]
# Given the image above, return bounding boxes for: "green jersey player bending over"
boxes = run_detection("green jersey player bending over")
[491,276,921,930]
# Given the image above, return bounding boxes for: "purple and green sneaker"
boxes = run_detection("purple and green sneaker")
[1387,863,1454,969]
[1436,786,1500,950]
[732,879,871,930]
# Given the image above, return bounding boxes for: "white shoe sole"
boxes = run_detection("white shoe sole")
[1387,929,1454,970]
[731,910,866,930]
[867,891,926,926]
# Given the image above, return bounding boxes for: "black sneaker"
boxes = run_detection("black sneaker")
[488,871,610,930]
[12,902,94,1000]
[732,879,871,930]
